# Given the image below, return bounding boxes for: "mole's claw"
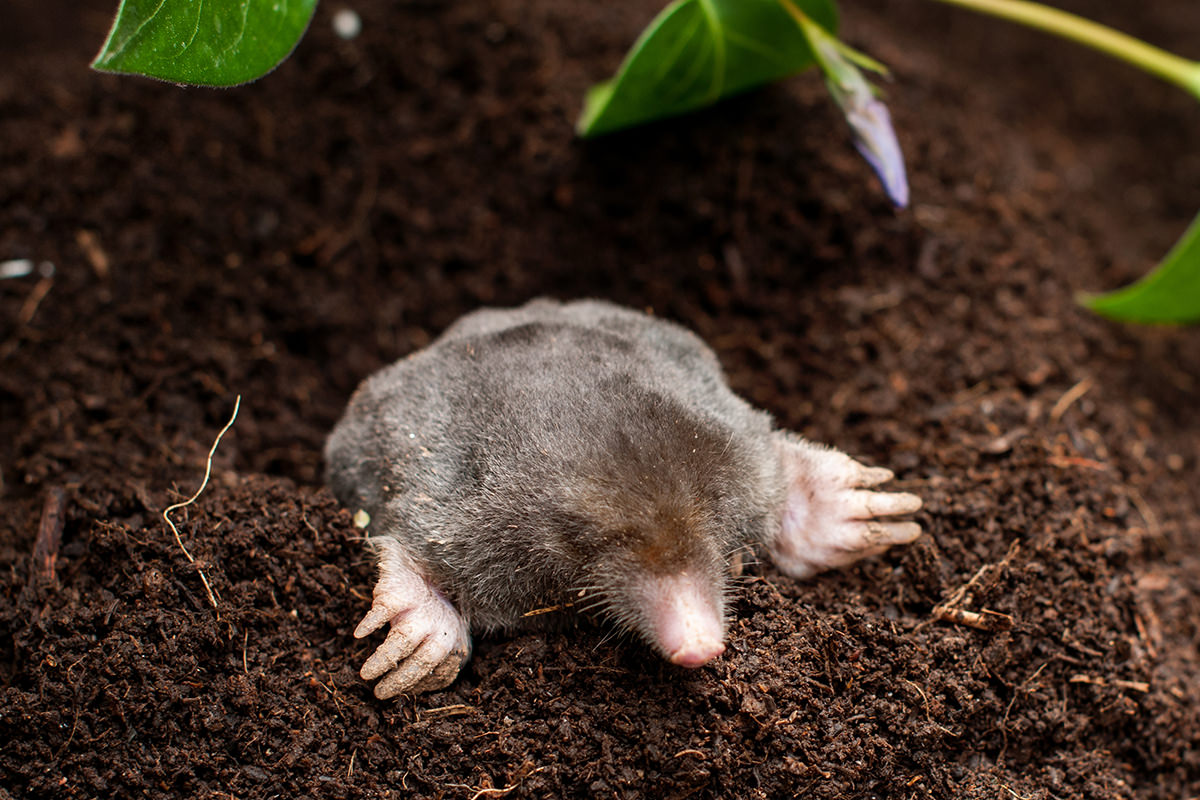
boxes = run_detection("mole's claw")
[411,650,470,694]
[360,617,422,680]
[354,602,396,639]
[855,465,895,488]
[374,626,470,698]
[879,520,922,545]
[767,435,923,579]
[846,489,923,520]
[356,538,472,696]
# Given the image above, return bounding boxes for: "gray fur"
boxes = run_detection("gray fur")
[325,299,785,638]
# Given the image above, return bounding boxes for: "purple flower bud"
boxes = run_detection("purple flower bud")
[803,20,910,209]
[845,96,909,208]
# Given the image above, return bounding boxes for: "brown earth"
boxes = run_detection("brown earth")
[2,0,1199,797]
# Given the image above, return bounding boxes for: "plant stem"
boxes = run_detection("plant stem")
[925,0,1200,99]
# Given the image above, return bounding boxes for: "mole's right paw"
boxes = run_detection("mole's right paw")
[354,556,472,697]
[767,435,923,580]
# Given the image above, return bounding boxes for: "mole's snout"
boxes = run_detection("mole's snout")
[668,637,726,668]
[641,573,727,668]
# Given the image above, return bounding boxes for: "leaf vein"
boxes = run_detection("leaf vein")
[696,0,726,101]
[103,0,171,61]
[652,12,705,83]
[724,28,796,72]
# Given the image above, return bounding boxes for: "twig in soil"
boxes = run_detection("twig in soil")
[944,541,1020,608]
[521,602,575,617]
[673,749,707,759]
[1049,377,1094,423]
[463,771,547,800]
[1069,674,1150,692]
[162,395,242,609]
[924,541,1020,632]
[419,704,478,720]
[449,764,547,800]
[0,276,54,360]
[1127,487,1162,539]
[903,678,958,737]
[1046,455,1109,471]
[347,748,356,779]
[52,705,81,761]
[75,230,111,279]
[932,607,1013,631]
[999,661,1049,762]
[310,672,346,717]
[32,486,67,583]
[15,276,53,325]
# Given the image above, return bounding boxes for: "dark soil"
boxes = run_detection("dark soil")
[2,0,1199,797]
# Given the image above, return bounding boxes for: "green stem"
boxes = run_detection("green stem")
[925,0,1200,99]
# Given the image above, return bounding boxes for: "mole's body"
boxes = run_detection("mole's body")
[325,299,922,697]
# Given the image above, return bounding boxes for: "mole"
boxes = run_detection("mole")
[325,298,922,697]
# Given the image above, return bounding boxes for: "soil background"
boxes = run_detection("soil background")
[2,0,1199,797]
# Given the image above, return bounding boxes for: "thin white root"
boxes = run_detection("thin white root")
[162,395,242,609]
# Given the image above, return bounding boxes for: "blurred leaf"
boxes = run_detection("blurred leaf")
[1085,213,1200,324]
[93,0,318,87]
[578,0,838,137]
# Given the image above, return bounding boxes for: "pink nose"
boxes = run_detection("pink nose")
[668,638,726,668]
[641,573,727,668]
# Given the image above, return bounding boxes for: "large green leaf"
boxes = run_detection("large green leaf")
[93,0,318,87]
[1085,212,1200,324]
[578,0,839,137]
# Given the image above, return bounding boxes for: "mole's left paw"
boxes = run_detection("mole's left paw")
[355,540,472,697]
[766,434,922,580]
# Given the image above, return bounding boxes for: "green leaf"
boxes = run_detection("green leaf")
[93,0,318,87]
[578,0,839,137]
[1084,212,1200,324]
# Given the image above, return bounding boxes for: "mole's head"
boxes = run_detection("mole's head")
[574,494,735,668]
[558,391,770,668]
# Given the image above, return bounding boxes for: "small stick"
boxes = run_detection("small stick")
[0,277,54,360]
[521,602,575,617]
[459,767,547,799]
[932,607,1014,631]
[1113,679,1151,693]
[1046,456,1109,471]
[16,277,53,326]
[1069,675,1151,693]
[933,541,1020,613]
[419,704,478,719]
[1049,377,1094,423]
[468,778,541,800]
[925,541,1020,632]
[469,789,518,800]
[673,749,707,759]
[162,396,242,609]
[32,486,67,582]
[1127,488,1161,539]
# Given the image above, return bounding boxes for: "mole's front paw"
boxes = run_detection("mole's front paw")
[354,573,471,698]
[768,436,923,580]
